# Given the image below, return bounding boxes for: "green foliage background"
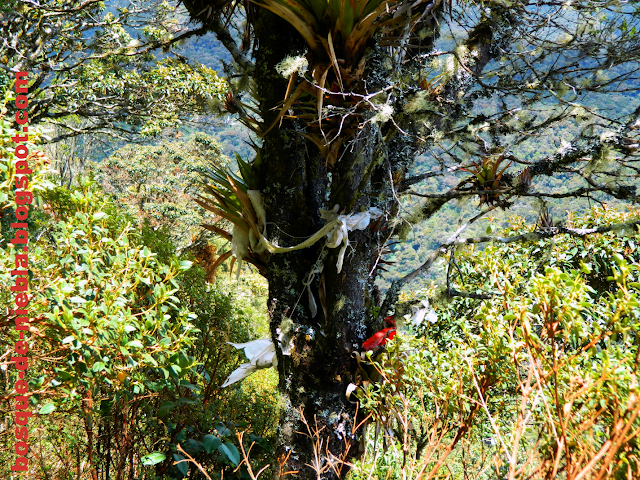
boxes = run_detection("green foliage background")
[0,119,277,479]
[353,207,640,479]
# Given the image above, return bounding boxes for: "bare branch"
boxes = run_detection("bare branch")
[380,213,639,317]
[456,218,640,246]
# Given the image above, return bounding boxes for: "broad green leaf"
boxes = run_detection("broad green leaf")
[186,438,204,453]
[141,452,166,466]
[173,453,188,476]
[203,434,221,453]
[39,403,56,415]
[218,442,240,466]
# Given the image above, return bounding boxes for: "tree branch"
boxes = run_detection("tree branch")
[380,212,640,317]
[398,171,442,192]
[205,15,254,74]
[455,218,640,246]
[179,3,255,74]
[380,202,502,319]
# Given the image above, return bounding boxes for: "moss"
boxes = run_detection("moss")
[275,54,308,78]
[333,295,346,314]
[280,316,294,335]
[404,90,436,114]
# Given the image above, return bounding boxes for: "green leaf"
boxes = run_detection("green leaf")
[186,438,205,453]
[179,260,193,270]
[126,340,144,349]
[173,453,189,476]
[39,403,56,415]
[218,442,240,466]
[141,452,166,466]
[215,424,233,437]
[179,380,200,391]
[143,354,158,366]
[203,434,221,453]
[613,253,625,265]
[176,353,191,370]
[92,362,106,372]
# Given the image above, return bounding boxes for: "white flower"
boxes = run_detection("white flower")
[221,332,293,387]
[321,206,383,273]
[221,339,275,388]
[411,299,438,326]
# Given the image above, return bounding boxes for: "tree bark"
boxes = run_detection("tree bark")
[250,12,396,479]
[247,11,431,478]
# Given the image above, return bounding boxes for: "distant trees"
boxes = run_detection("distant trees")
[93,132,228,249]
[0,0,227,141]
[180,0,640,477]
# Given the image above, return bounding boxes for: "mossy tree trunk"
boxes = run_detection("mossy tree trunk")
[247,11,420,478]
[251,13,383,478]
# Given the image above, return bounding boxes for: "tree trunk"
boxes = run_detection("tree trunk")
[252,12,398,479]
[178,2,442,477]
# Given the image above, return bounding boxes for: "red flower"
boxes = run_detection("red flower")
[383,315,396,327]
[363,326,396,351]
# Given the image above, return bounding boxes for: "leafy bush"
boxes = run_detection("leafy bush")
[352,207,640,480]
[1,131,277,479]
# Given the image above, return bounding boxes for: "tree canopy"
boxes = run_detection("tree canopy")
[1,0,227,141]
